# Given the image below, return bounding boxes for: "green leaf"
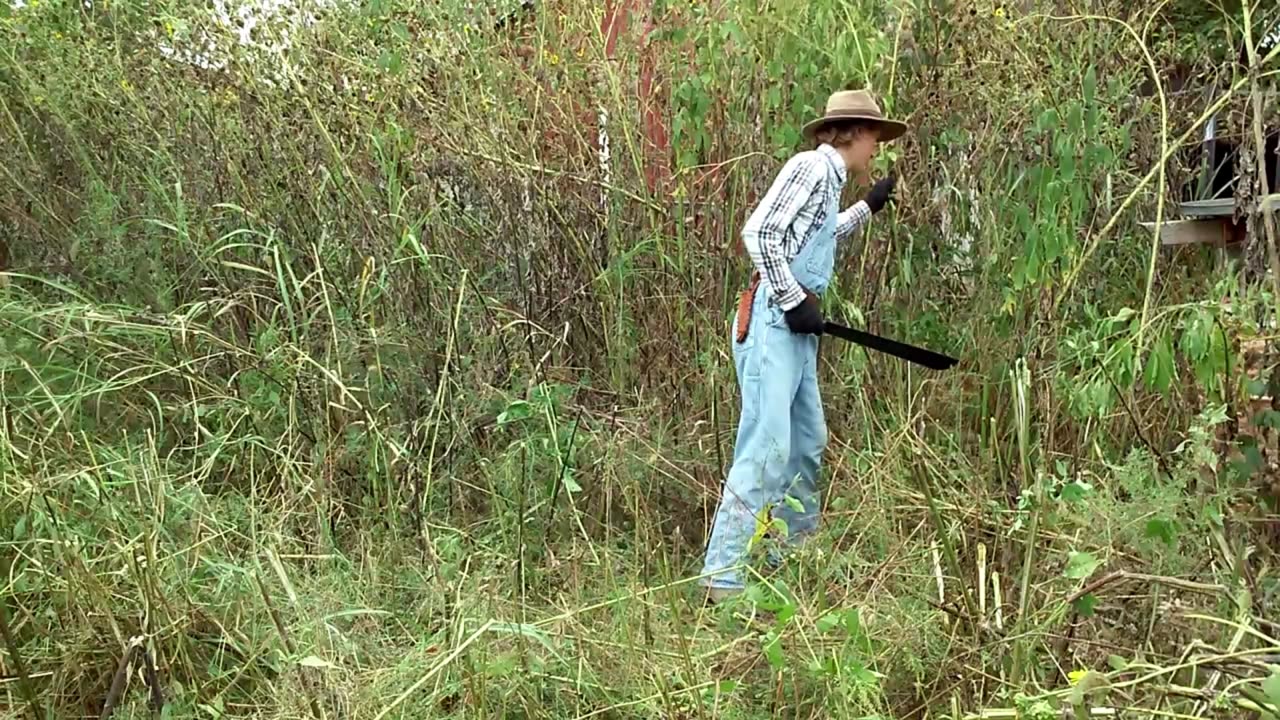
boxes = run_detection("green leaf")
[783,494,804,513]
[1064,551,1102,580]
[1074,593,1098,617]
[1144,335,1175,394]
[377,49,403,75]
[1037,108,1059,132]
[1181,309,1212,360]
[702,680,739,699]
[766,85,782,111]
[1107,654,1129,672]
[849,660,881,686]
[745,583,790,614]
[497,400,532,425]
[486,651,520,678]
[720,20,745,44]
[1262,668,1280,714]
[843,608,874,655]
[816,611,843,633]
[1083,65,1097,105]
[1144,517,1176,547]
[763,632,785,669]
[488,622,557,652]
[770,517,790,539]
[1060,481,1093,503]
[1067,103,1084,133]
[1254,409,1280,429]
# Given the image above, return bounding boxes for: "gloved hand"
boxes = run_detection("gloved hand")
[864,175,897,214]
[784,297,824,335]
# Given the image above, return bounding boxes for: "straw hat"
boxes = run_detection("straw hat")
[801,89,907,141]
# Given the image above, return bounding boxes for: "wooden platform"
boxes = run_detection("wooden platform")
[1142,193,1280,246]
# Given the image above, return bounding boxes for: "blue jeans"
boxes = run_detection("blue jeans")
[700,293,827,590]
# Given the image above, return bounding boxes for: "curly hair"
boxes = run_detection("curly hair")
[813,119,877,148]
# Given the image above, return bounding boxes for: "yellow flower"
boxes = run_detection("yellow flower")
[994,7,1006,18]
[120,79,132,91]
[53,31,63,40]
[1068,670,1088,686]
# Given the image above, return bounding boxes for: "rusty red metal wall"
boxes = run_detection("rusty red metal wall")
[602,0,670,194]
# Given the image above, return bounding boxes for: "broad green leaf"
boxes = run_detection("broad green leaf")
[1181,310,1211,360]
[849,660,881,686]
[770,517,790,539]
[1037,108,1059,132]
[1107,307,1137,324]
[816,611,842,633]
[1262,668,1280,713]
[763,632,785,669]
[745,583,791,614]
[488,622,557,652]
[1067,103,1084,133]
[561,469,582,494]
[783,494,804,513]
[1107,655,1129,672]
[845,608,874,655]
[486,652,520,678]
[1144,517,1176,547]
[1254,409,1280,429]
[497,400,532,425]
[1060,481,1093,503]
[766,86,781,110]
[377,49,403,75]
[1064,551,1102,580]
[1144,335,1175,393]
[1074,593,1098,617]
[702,680,738,699]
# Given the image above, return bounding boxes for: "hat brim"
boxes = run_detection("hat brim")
[802,114,907,142]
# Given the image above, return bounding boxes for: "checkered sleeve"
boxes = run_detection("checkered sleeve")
[836,200,872,240]
[741,153,823,311]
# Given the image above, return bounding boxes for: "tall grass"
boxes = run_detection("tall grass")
[1,0,1279,718]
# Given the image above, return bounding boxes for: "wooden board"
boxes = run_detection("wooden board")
[1177,193,1280,218]
[1178,198,1236,218]
[1140,218,1236,246]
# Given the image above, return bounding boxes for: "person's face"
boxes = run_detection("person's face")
[840,126,880,182]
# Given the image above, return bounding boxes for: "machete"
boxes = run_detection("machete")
[823,321,958,370]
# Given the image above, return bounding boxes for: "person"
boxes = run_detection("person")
[700,89,905,603]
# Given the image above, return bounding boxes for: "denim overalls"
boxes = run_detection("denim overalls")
[701,157,840,591]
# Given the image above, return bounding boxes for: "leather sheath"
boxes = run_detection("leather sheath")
[735,272,817,343]
[734,272,761,343]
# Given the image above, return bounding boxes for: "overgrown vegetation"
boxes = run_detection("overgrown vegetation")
[2,0,1279,718]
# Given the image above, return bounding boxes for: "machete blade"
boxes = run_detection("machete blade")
[823,322,959,370]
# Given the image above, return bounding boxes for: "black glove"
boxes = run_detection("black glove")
[784,298,824,336]
[864,175,897,214]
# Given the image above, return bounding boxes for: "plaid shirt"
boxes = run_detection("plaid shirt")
[742,143,871,311]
